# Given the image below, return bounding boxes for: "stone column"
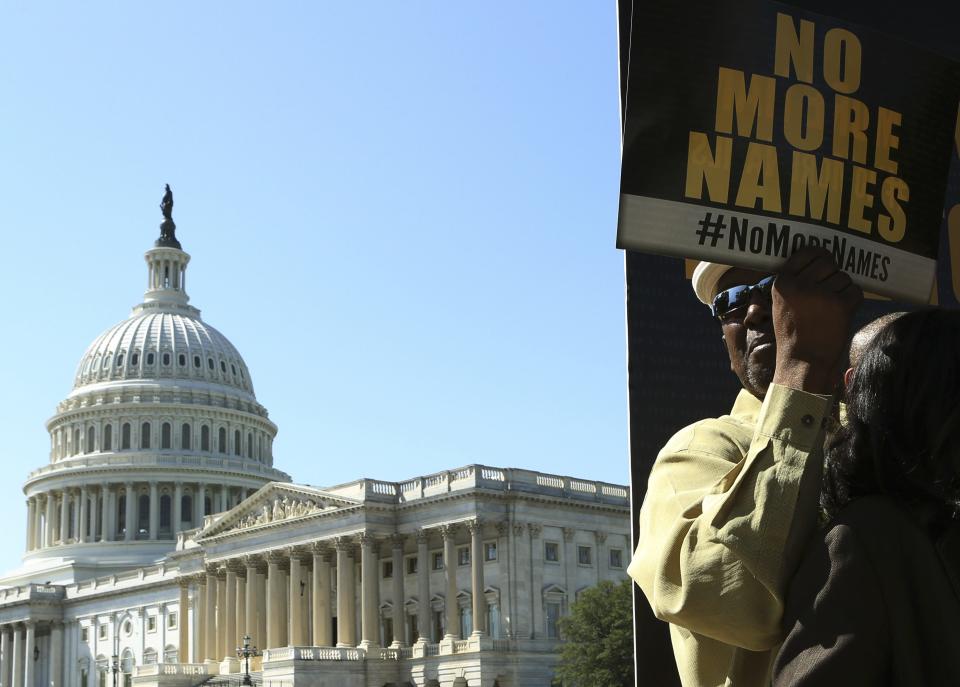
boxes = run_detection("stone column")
[391,535,405,646]
[497,520,511,638]
[236,570,247,641]
[0,625,12,687]
[24,501,33,552]
[32,498,42,550]
[178,581,190,662]
[359,533,379,649]
[288,552,306,646]
[78,487,88,543]
[595,531,607,585]
[58,491,70,544]
[529,524,544,639]
[266,552,288,649]
[256,566,267,649]
[173,482,183,535]
[11,625,22,687]
[224,567,237,658]
[50,621,63,687]
[195,483,206,525]
[220,484,229,513]
[193,576,206,663]
[335,538,356,647]
[441,525,458,639]
[124,481,135,541]
[44,494,56,548]
[563,527,576,600]
[22,624,34,687]
[416,530,431,642]
[204,570,218,662]
[101,484,112,542]
[71,490,81,542]
[148,481,159,540]
[244,558,260,648]
[217,569,228,659]
[469,520,487,635]
[311,546,332,647]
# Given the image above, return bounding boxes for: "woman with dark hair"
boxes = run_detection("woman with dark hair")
[773,308,960,686]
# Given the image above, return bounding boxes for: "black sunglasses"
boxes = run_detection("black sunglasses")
[711,275,775,320]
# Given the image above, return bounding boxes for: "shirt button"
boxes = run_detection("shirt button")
[801,414,814,427]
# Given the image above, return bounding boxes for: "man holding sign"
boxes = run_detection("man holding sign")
[628,247,861,686]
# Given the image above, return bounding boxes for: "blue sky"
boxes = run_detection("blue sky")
[0,3,625,574]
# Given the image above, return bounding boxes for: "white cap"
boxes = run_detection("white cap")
[691,261,734,306]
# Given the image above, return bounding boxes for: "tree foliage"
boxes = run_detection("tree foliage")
[556,578,635,687]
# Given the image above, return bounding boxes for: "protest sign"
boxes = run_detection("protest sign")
[616,0,960,302]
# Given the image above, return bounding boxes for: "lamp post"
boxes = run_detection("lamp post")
[235,634,260,686]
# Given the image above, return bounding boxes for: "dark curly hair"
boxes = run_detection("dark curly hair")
[823,309,960,526]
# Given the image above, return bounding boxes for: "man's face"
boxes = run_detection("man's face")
[715,268,776,399]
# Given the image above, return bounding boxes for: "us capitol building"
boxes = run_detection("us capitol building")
[0,191,631,687]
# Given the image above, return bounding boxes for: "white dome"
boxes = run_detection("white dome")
[73,310,254,395]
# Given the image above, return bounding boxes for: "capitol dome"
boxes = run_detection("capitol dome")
[16,188,290,582]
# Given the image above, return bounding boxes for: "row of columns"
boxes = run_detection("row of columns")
[25,482,256,552]
[184,520,489,661]
[0,622,63,687]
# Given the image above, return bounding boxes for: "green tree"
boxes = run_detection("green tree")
[556,579,635,687]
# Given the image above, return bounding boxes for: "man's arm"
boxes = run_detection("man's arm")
[628,384,830,650]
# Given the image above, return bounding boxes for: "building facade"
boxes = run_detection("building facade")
[0,201,630,687]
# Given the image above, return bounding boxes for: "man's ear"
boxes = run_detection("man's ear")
[843,367,854,389]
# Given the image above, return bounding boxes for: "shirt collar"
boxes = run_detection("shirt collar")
[730,388,763,423]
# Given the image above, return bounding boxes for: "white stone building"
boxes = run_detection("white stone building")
[0,202,630,687]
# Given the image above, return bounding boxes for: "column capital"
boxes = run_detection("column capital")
[496,520,510,537]
[225,559,246,575]
[243,553,266,572]
[333,536,354,553]
[595,530,608,544]
[265,549,288,567]
[416,528,430,544]
[562,527,575,542]
[309,540,331,556]
[467,518,484,535]
[357,531,378,548]
[149,480,158,487]
[439,523,459,540]
[389,533,405,550]
[527,523,543,537]
[177,577,192,590]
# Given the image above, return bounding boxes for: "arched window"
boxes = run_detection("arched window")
[207,357,214,370]
[201,425,210,452]
[247,432,253,457]
[204,496,212,516]
[164,645,178,663]
[74,428,81,455]
[181,494,192,524]
[218,428,227,454]
[131,352,139,366]
[140,422,151,449]
[181,423,191,450]
[142,648,157,665]
[159,494,171,530]
[162,352,170,366]
[146,352,155,366]
[121,423,131,450]
[117,494,127,536]
[234,430,241,456]
[86,427,95,454]
[178,353,186,367]
[193,355,201,369]
[103,424,113,451]
[161,423,171,449]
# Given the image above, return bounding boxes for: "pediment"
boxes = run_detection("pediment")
[200,482,361,538]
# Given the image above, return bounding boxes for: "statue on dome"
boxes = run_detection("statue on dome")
[156,183,182,249]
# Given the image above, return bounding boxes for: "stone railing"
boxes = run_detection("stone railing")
[134,663,209,677]
[377,648,401,660]
[25,453,289,482]
[0,583,65,603]
[452,640,472,653]
[325,465,628,506]
[264,646,364,662]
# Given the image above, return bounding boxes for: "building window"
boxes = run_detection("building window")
[208,357,215,370]
[160,494,171,529]
[201,425,210,452]
[146,352,155,366]
[167,612,178,629]
[218,427,227,454]
[484,541,498,561]
[487,603,501,639]
[161,422,171,449]
[545,542,560,562]
[432,551,444,570]
[98,624,107,639]
[220,360,227,373]
[178,353,186,367]
[234,430,241,456]
[81,627,89,641]
[103,424,113,451]
[147,616,157,632]
[193,355,201,368]
[432,610,444,641]
[180,496,192,523]
[383,561,393,579]
[121,423,131,450]
[140,422,151,449]
[181,423,191,450]
[131,352,139,366]
[546,602,562,639]
[609,548,623,569]
[459,607,472,639]
[408,613,419,643]
[382,617,394,646]
[406,556,418,575]
[162,352,170,366]
[577,545,593,566]
[457,547,470,566]
[86,427,95,453]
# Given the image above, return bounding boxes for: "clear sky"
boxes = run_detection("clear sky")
[0,3,625,575]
